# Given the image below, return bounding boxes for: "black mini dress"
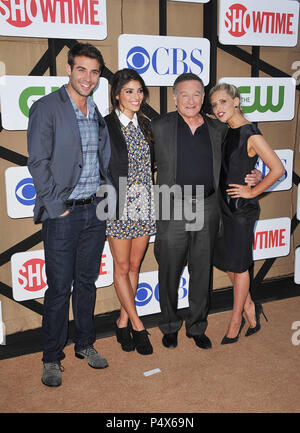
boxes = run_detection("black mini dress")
[214,123,261,273]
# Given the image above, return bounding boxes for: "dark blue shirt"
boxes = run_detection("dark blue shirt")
[176,113,214,198]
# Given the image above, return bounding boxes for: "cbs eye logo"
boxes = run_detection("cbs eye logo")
[126,46,151,74]
[135,282,158,307]
[15,177,36,206]
[135,277,188,307]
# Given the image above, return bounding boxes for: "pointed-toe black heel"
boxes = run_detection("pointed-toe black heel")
[115,322,135,352]
[132,329,153,355]
[221,316,246,345]
[245,303,268,337]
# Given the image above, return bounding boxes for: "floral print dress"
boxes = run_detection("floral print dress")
[106,121,156,239]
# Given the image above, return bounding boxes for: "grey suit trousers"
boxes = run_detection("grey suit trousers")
[154,192,219,336]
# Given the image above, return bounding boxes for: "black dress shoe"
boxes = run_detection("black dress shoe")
[162,332,178,348]
[188,334,212,349]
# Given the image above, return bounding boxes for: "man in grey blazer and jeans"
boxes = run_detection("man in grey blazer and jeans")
[27,43,112,387]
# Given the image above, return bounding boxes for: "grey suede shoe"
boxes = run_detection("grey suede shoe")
[75,346,108,369]
[41,362,63,387]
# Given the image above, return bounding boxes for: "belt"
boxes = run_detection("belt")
[65,194,96,207]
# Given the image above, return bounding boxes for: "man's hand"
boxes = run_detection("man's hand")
[245,169,262,187]
[59,209,70,217]
[205,113,217,119]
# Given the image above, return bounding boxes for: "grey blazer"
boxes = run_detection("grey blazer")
[151,111,228,228]
[27,86,112,223]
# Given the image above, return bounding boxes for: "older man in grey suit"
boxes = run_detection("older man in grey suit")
[151,73,228,351]
[152,73,260,351]
[27,43,112,387]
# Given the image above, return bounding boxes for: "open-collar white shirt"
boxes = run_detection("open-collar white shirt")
[116,109,138,128]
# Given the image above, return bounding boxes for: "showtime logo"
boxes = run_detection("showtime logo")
[253,218,291,261]
[18,258,47,292]
[219,0,299,47]
[11,250,48,301]
[225,4,293,38]
[95,241,113,289]
[0,0,33,27]
[0,0,101,27]
[11,242,113,301]
[0,0,107,39]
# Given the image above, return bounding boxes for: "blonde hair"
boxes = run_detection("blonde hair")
[209,83,242,112]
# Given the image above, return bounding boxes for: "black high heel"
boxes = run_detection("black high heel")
[221,316,245,345]
[245,303,268,337]
[132,329,153,355]
[115,322,135,352]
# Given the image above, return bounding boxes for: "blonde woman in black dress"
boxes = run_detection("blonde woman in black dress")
[105,69,155,355]
[210,83,284,344]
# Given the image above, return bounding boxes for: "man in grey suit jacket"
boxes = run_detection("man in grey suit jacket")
[151,73,228,350]
[27,43,112,387]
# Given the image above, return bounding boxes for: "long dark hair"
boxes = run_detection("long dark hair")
[110,68,148,110]
[110,68,153,143]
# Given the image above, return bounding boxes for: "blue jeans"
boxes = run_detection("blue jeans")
[41,199,106,363]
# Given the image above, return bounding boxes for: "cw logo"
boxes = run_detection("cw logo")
[239,85,285,114]
[19,86,59,117]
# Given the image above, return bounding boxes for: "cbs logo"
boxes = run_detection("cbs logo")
[126,46,204,76]
[15,177,36,206]
[135,276,188,307]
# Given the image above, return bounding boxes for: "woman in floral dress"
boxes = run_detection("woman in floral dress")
[105,69,155,355]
